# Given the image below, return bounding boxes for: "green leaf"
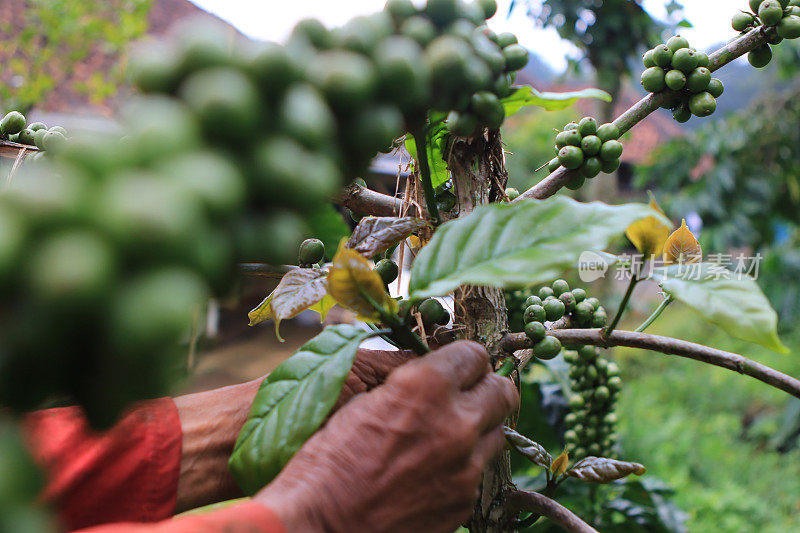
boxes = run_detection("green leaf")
[404,117,450,189]
[346,216,428,257]
[566,456,646,483]
[647,263,788,353]
[409,197,666,299]
[500,85,612,117]
[229,325,373,495]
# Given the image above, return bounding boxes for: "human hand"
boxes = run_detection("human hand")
[255,341,519,533]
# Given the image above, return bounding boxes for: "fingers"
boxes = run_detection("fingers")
[352,348,417,390]
[421,341,492,390]
[470,426,507,469]
[461,373,519,433]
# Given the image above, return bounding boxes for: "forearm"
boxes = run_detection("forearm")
[173,378,263,513]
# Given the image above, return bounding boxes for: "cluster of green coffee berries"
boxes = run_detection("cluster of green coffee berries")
[398,297,451,332]
[563,345,621,460]
[641,36,723,123]
[0,0,527,425]
[547,117,623,188]
[522,279,608,360]
[732,0,800,69]
[0,110,67,155]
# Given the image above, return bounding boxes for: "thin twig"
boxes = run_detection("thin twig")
[635,295,673,332]
[500,329,800,399]
[515,26,768,202]
[505,490,598,533]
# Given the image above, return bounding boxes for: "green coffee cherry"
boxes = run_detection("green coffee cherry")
[606,362,620,377]
[732,11,755,31]
[601,158,620,174]
[564,121,579,131]
[641,66,666,92]
[524,304,547,324]
[666,35,690,52]
[533,335,562,360]
[750,0,763,11]
[571,288,586,302]
[671,48,698,74]
[689,92,716,117]
[608,376,623,391]
[525,321,546,343]
[643,49,656,68]
[565,412,578,426]
[578,116,597,137]
[580,135,601,156]
[568,394,584,410]
[573,301,595,324]
[524,295,543,308]
[298,238,325,264]
[652,44,673,68]
[759,0,784,25]
[1,111,26,136]
[592,310,608,328]
[419,298,449,329]
[594,386,610,402]
[664,69,686,91]
[447,110,478,137]
[547,157,561,173]
[538,286,554,299]
[578,345,597,362]
[748,44,773,68]
[778,15,800,38]
[558,291,576,313]
[375,258,399,284]
[599,140,623,161]
[581,157,602,179]
[502,45,529,71]
[596,123,619,142]
[558,129,582,147]
[543,298,566,321]
[436,190,457,211]
[585,297,600,310]
[686,67,711,92]
[565,175,585,191]
[672,103,691,123]
[552,279,570,296]
[558,146,584,170]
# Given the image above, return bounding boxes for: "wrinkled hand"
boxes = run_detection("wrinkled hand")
[255,341,519,533]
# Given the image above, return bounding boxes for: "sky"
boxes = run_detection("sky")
[189,0,744,70]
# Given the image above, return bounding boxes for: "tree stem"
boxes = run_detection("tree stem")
[604,275,638,338]
[635,295,673,333]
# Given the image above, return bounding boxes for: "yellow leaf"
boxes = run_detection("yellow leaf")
[248,292,274,326]
[551,450,569,476]
[625,195,672,258]
[328,241,394,319]
[308,294,337,322]
[663,219,702,265]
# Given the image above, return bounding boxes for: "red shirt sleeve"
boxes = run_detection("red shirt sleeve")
[73,502,286,533]
[23,398,183,531]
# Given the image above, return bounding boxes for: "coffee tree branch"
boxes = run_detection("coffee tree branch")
[500,329,800,399]
[515,26,768,202]
[334,182,422,218]
[505,490,599,533]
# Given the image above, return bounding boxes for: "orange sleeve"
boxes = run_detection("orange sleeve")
[73,502,286,533]
[23,398,183,530]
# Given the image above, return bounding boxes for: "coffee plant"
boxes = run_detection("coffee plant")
[2,0,800,531]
